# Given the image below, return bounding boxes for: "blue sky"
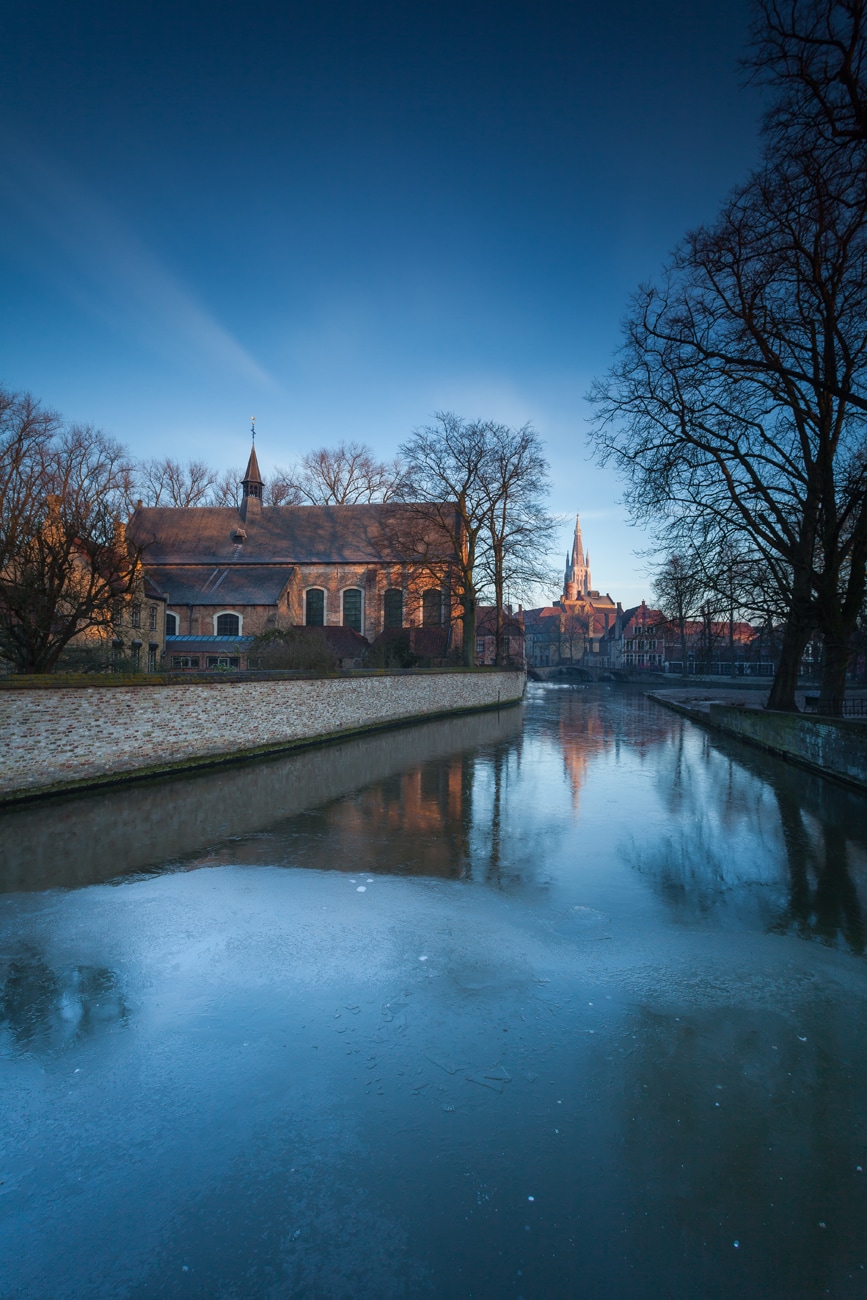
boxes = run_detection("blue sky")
[1,0,762,606]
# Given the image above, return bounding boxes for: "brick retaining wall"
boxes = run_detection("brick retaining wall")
[0,669,525,801]
[707,703,867,791]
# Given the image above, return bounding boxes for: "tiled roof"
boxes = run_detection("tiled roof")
[142,577,168,601]
[147,565,291,605]
[130,503,457,565]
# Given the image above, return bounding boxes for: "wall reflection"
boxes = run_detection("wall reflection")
[0,706,523,892]
[270,753,476,879]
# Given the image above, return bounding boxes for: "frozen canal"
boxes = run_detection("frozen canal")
[1,684,866,1299]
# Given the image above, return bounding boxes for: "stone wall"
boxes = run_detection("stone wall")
[0,706,524,892]
[0,669,525,801]
[708,704,867,791]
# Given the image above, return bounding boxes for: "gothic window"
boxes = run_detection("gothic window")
[165,612,178,636]
[422,589,442,627]
[383,588,403,629]
[305,588,325,626]
[342,588,362,633]
[216,612,241,636]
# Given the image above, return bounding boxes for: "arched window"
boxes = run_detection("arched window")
[305,588,325,626]
[342,588,362,633]
[216,612,241,636]
[422,589,442,627]
[165,612,178,636]
[383,588,403,629]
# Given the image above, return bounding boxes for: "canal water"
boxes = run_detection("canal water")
[1,685,866,1299]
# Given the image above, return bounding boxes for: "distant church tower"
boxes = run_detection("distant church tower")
[563,514,592,600]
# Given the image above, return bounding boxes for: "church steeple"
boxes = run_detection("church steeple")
[240,418,264,520]
[564,513,592,600]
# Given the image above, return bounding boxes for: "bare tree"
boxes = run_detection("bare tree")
[590,142,867,710]
[276,441,407,505]
[746,0,867,153]
[399,414,491,666]
[559,605,590,665]
[132,457,219,508]
[651,554,707,678]
[592,2,867,710]
[264,470,303,506]
[0,387,63,576]
[478,422,557,665]
[0,391,140,673]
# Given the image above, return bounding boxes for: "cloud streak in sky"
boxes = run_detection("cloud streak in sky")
[1,133,273,388]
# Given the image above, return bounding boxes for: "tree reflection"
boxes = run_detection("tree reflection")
[626,722,867,953]
[0,949,128,1055]
[772,788,865,953]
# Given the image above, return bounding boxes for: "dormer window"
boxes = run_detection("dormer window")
[234,528,247,542]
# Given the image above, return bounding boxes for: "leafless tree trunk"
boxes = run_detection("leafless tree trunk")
[478,422,556,665]
[398,414,490,666]
[651,553,707,678]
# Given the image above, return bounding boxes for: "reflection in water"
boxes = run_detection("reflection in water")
[0,950,128,1055]
[620,707,867,955]
[1,687,864,952]
[0,705,523,892]
[772,785,865,953]
[259,753,476,879]
[2,687,867,1299]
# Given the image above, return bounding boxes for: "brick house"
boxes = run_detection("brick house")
[129,446,462,667]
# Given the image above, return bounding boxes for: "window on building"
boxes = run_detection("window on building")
[165,612,178,636]
[172,656,200,668]
[148,606,157,631]
[383,588,403,629]
[130,645,141,668]
[130,604,141,628]
[216,612,240,636]
[422,589,442,627]
[147,647,157,672]
[305,589,325,626]
[207,656,240,669]
[342,588,362,633]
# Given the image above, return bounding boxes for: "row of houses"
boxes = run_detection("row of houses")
[523,594,780,676]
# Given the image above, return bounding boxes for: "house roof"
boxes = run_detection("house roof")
[147,565,291,606]
[143,576,168,601]
[129,503,457,566]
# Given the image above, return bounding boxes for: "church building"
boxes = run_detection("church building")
[523,514,618,668]
[129,444,462,669]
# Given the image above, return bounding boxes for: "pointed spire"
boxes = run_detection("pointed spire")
[242,443,263,495]
[240,418,264,520]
